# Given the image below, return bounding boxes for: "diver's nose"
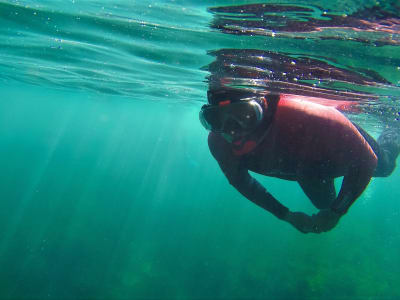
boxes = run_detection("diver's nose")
[221,117,241,142]
[222,118,236,134]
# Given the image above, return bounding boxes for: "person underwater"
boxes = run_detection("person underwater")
[200,89,400,233]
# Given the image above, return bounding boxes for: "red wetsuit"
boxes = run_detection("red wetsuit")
[208,95,378,219]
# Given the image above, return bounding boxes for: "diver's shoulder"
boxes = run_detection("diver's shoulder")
[279,94,335,110]
[277,94,344,119]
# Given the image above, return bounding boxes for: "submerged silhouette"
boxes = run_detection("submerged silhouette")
[201,4,400,233]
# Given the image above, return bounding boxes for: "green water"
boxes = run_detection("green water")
[1,0,400,299]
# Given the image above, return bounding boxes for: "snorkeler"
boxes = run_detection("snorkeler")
[200,89,400,233]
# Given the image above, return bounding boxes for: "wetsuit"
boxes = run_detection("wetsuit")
[208,95,381,220]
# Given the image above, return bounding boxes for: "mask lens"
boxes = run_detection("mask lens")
[200,105,222,131]
[222,117,244,137]
[232,101,262,130]
[200,99,263,135]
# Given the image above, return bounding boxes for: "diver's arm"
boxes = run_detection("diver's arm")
[306,165,375,233]
[331,163,375,214]
[301,157,376,233]
[208,133,316,233]
[223,163,289,219]
[208,133,289,219]
[221,162,317,233]
[330,143,377,215]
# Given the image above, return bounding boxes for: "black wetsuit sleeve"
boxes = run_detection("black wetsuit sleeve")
[208,133,289,219]
[330,127,377,215]
[331,163,375,215]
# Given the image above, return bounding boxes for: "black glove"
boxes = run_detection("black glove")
[284,211,315,233]
[310,209,341,233]
[284,210,341,234]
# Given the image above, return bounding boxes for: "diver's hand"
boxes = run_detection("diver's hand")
[284,211,315,234]
[310,209,341,233]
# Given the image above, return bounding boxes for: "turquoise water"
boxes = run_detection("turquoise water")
[1,1,400,299]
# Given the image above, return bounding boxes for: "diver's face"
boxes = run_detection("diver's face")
[199,98,265,143]
[219,116,251,142]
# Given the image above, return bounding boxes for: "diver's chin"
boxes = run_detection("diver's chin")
[233,138,244,145]
[221,133,245,144]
